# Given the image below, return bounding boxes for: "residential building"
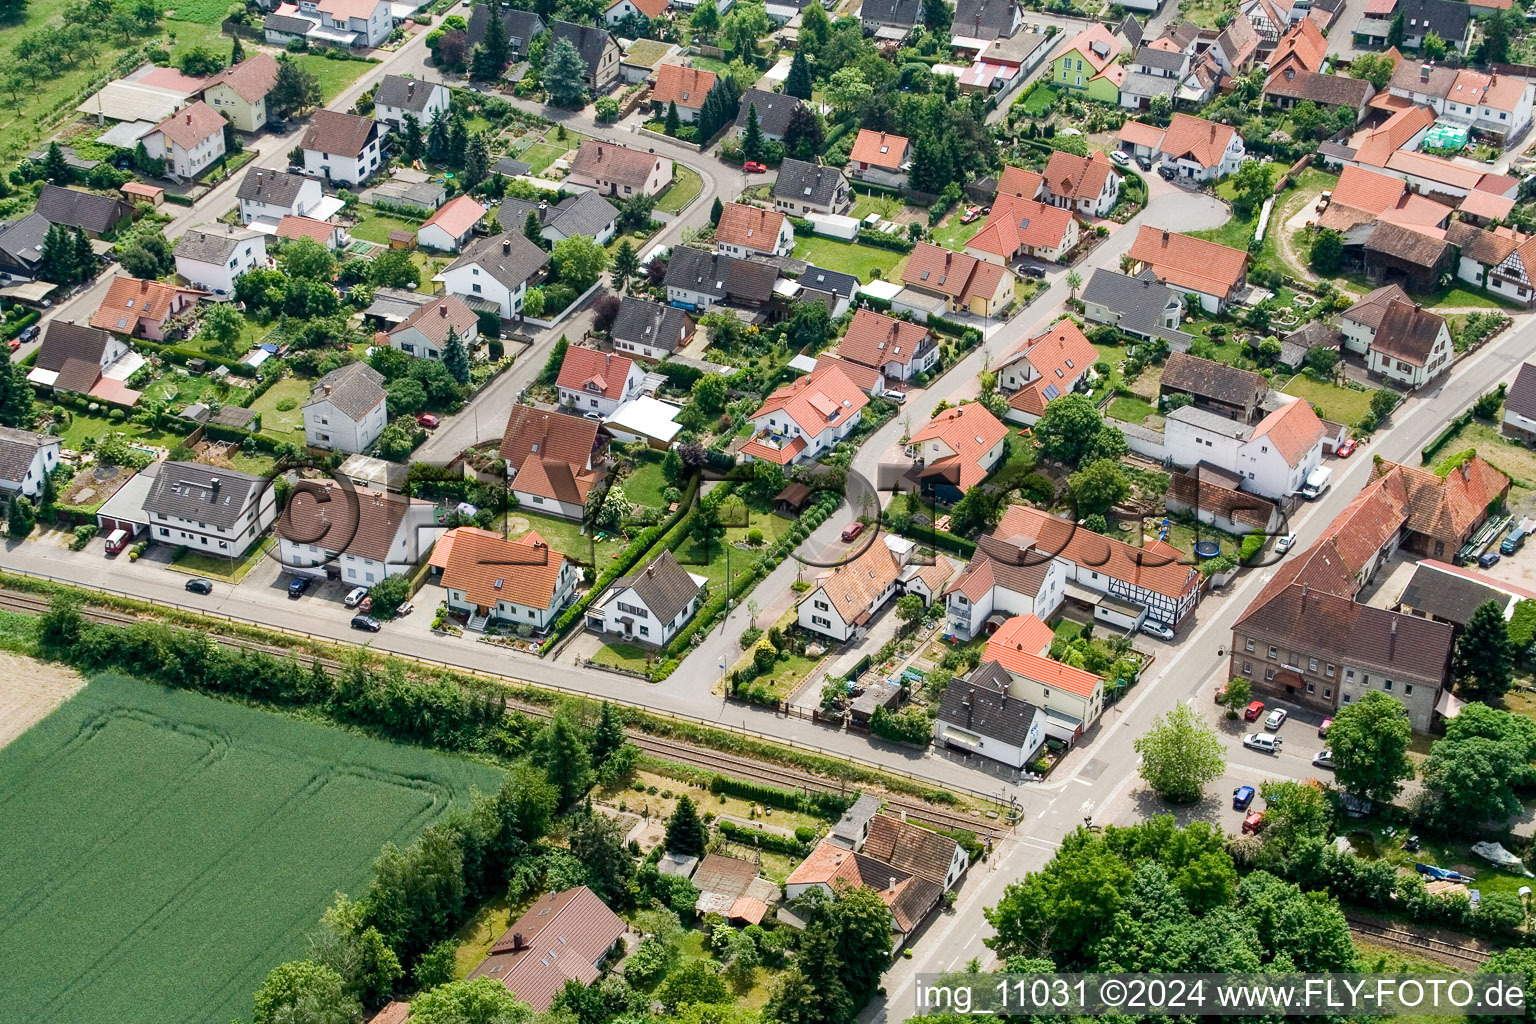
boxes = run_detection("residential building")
[785,838,944,945]
[236,167,324,225]
[651,63,715,122]
[1268,17,1328,78]
[292,0,394,46]
[556,344,646,417]
[276,214,348,250]
[34,183,133,238]
[416,194,487,253]
[439,529,581,631]
[991,167,1045,201]
[605,0,668,24]
[1354,0,1470,51]
[1165,396,1326,499]
[566,140,672,197]
[734,89,803,142]
[1364,297,1452,388]
[714,202,794,258]
[304,362,388,453]
[90,275,202,340]
[934,660,1046,769]
[466,4,545,56]
[848,130,912,188]
[953,0,1024,40]
[663,246,777,310]
[860,0,922,38]
[837,308,936,382]
[0,426,61,499]
[27,320,140,405]
[301,110,383,186]
[907,401,1008,502]
[388,294,480,360]
[173,226,266,298]
[373,75,450,129]
[1041,149,1120,217]
[899,242,1015,318]
[1157,112,1246,181]
[982,612,1106,741]
[945,532,1068,639]
[438,233,550,319]
[1263,67,1373,121]
[143,462,278,555]
[610,296,694,359]
[536,191,620,245]
[1503,361,1536,441]
[1125,225,1249,312]
[0,213,51,283]
[771,159,852,217]
[1080,268,1191,346]
[199,53,279,132]
[1396,559,1530,629]
[549,21,622,93]
[964,194,1078,265]
[1159,352,1267,423]
[372,179,447,212]
[1051,23,1123,100]
[1164,463,1284,536]
[140,102,228,180]
[789,266,859,320]
[1118,45,1188,110]
[589,549,707,646]
[992,317,1098,425]
[278,482,436,584]
[741,360,868,465]
[498,405,604,518]
[1212,13,1260,74]
[798,534,951,641]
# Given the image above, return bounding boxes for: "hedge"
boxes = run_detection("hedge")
[716,819,811,856]
[135,339,259,377]
[926,314,975,339]
[653,359,705,391]
[203,420,283,454]
[2,310,40,340]
[895,524,976,558]
[163,192,195,207]
[707,772,853,817]
[1421,410,1473,464]
[856,228,915,253]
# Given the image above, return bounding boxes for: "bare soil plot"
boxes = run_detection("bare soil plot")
[0,653,85,750]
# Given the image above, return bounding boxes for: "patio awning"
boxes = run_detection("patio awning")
[0,281,56,302]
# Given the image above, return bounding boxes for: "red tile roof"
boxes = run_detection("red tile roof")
[652,63,717,108]
[751,360,868,438]
[715,202,786,253]
[441,529,571,611]
[849,130,910,170]
[986,613,1054,655]
[1059,23,1121,72]
[1043,150,1115,202]
[838,308,932,369]
[1127,225,1247,299]
[90,276,197,334]
[1118,120,1167,150]
[556,345,636,401]
[901,242,1011,306]
[468,887,626,1013]
[419,194,487,238]
[995,165,1045,200]
[1270,18,1327,74]
[812,353,885,393]
[984,634,1103,698]
[909,401,1008,490]
[276,214,338,244]
[202,52,279,103]
[1252,397,1325,465]
[1461,189,1517,221]
[965,195,1075,257]
[1355,104,1435,166]
[1158,113,1236,170]
[153,101,225,150]
[987,503,1200,600]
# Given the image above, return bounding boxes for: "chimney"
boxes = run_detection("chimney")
[324,383,332,395]
[502,239,511,255]
[1461,461,1471,481]
[1421,64,1431,81]
[209,476,220,492]
[888,876,897,892]
[511,932,527,951]
[1388,616,1398,659]
[1162,228,1170,242]
[186,113,192,125]
[440,303,448,317]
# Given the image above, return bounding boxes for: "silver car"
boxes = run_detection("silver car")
[1140,619,1175,641]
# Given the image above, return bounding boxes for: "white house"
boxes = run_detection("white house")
[1040,149,1120,218]
[142,102,227,180]
[609,296,694,359]
[416,194,487,253]
[300,110,384,186]
[993,318,1099,425]
[302,0,393,47]
[437,233,550,320]
[237,167,325,226]
[1342,285,1453,388]
[975,613,1105,743]
[556,344,647,417]
[798,534,953,642]
[498,405,603,520]
[588,549,706,646]
[604,0,667,22]
[836,309,937,383]
[1142,113,1247,183]
[173,226,266,298]
[439,528,581,632]
[740,361,868,466]
[303,362,388,453]
[1165,396,1326,500]
[0,426,61,500]
[906,401,1008,505]
[1502,362,1536,443]
[142,462,278,556]
[372,75,451,130]
[714,203,794,259]
[388,295,481,360]
[277,481,437,586]
[933,660,1047,769]
[944,534,1067,641]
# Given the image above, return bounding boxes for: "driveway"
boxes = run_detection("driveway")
[1140,188,1230,232]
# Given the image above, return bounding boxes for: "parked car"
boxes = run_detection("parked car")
[1233,785,1255,810]
[416,413,440,429]
[184,577,214,595]
[1135,155,1153,171]
[1479,550,1502,569]
[1243,732,1283,754]
[344,586,369,608]
[1241,810,1266,834]
[1336,438,1358,458]
[1319,717,1333,738]
[841,521,865,542]
[1016,262,1045,279]
[1275,532,1297,553]
[17,324,39,344]
[1110,149,1131,166]
[1244,700,1265,721]
[1502,527,1528,556]
[1159,165,1177,181]
[287,577,310,599]
[6,338,18,352]
[960,206,982,224]
[1265,708,1288,731]
[350,614,382,632]
[1313,750,1334,769]
[1140,619,1175,641]
[743,161,767,173]
[887,391,906,404]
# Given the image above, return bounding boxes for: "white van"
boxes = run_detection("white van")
[1300,466,1332,500]
[1243,732,1284,754]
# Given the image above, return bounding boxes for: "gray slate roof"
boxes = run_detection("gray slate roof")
[374,75,440,113]
[734,89,802,138]
[611,295,691,352]
[467,3,545,49]
[610,549,703,624]
[953,0,1020,37]
[174,226,261,265]
[544,190,619,238]
[1134,45,1188,71]
[447,231,550,291]
[238,167,310,207]
[264,12,314,34]
[771,159,847,210]
[35,184,132,235]
[1121,71,1179,101]
[1082,268,1188,339]
[306,361,386,421]
[493,156,532,177]
[0,426,55,486]
[799,265,858,299]
[143,461,267,529]
[937,661,1043,749]
[1398,564,1513,625]
[549,21,617,78]
[35,321,113,373]
[1507,362,1536,424]
[665,246,777,304]
[861,0,921,26]
[0,212,52,273]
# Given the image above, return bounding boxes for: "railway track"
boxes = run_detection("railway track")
[0,588,1011,840]
[1345,915,1492,967]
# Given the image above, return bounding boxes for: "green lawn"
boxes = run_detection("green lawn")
[621,459,670,507]
[168,535,276,583]
[1423,285,1524,311]
[1280,372,1379,427]
[1020,85,1059,116]
[849,192,908,220]
[294,53,378,103]
[1107,393,1157,423]
[656,163,703,214]
[790,234,906,284]
[1431,415,1536,486]
[671,506,793,587]
[51,413,178,454]
[499,508,626,568]
[930,210,985,252]
[164,0,228,23]
[0,670,500,1024]
[249,377,313,441]
[350,209,426,246]
[591,642,657,673]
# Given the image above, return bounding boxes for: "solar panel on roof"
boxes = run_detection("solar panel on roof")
[1042,384,1061,400]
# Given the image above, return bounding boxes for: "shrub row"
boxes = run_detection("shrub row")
[856,228,915,253]
[707,772,852,818]
[716,819,811,857]
[163,192,195,207]
[871,703,931,746]
[894,524,976,558]
[136,338,260,378]
[3,310,40,340]
[1421,409,1473,465]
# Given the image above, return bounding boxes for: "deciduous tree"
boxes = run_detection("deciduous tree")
[1327,690,1413,803]
[1134,702,1225,803]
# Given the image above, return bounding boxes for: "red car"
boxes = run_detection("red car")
[1336,438,1358,458]
[6,338,17,352]
[1244,700,1265,722]
[743,161,767,173]
[1319,717,1333,738]
[1242,810,1266,834]
[416,413,440,429]
[841,521,865,542]
[959,206,982,224]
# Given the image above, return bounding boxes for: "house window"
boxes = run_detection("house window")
[639,625,649,636]
[1243,661,1253,673]
[1042,688,1050,697]
[1343,694,1351,703]
[1405,683,1413,695]
[1306,682,1315,694]
[1268,645,1277,659]
[1245,638,1254,652]
[1308,658,1318,673]
[1345,669,1355,681]
[1326,664,1335,677]
[1324,687,1332,699]
[1383,679,1393,691]
[1265,668,1275,680]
